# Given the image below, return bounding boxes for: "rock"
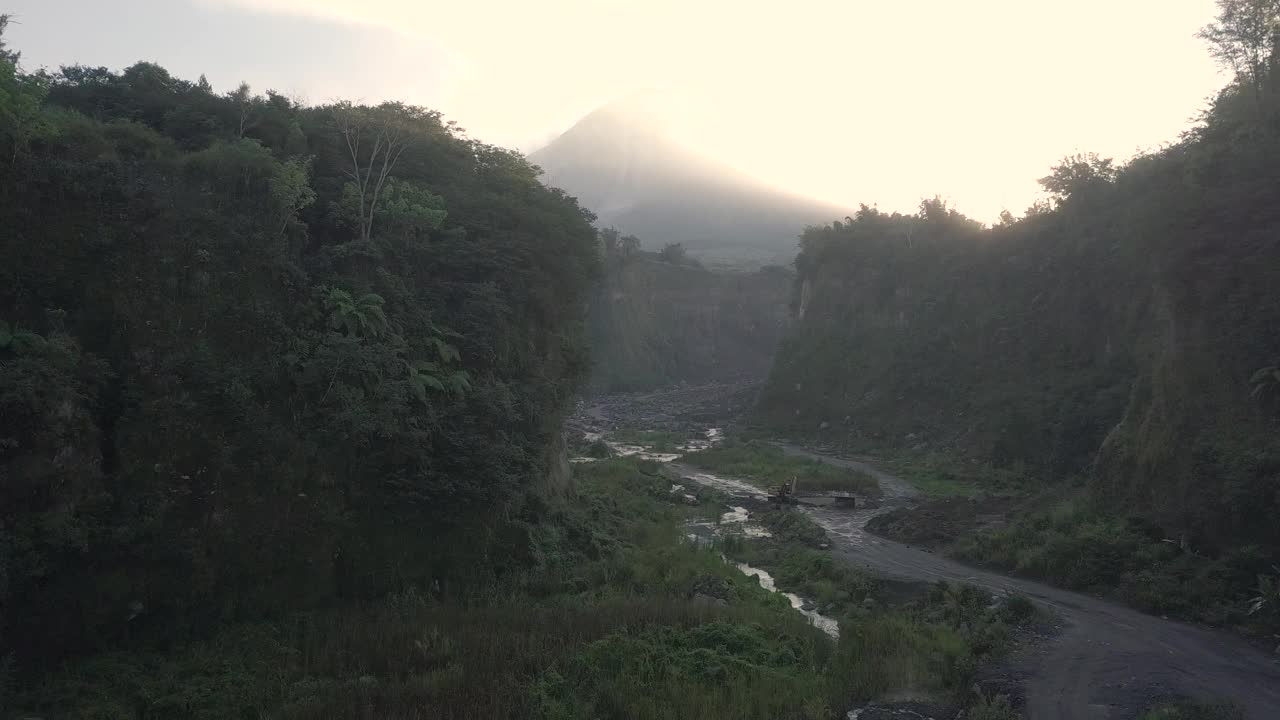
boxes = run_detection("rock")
[680,493,699,505]
[862,597,877,610]
[845,703,944,720]
[691,592,728,607]
[801,602,817,612]
[819,542,831,550]
[819,420,831,430]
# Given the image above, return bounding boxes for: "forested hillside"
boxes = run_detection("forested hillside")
[0,16,598,679]
[588,231,791,392]
[759,19,1280,565]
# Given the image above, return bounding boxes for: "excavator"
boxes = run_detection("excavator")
[767,475,800,505]
[768,475,857,508]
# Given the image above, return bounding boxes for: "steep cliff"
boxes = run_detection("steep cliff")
[589,259,792,392]
[758,82,1280,552]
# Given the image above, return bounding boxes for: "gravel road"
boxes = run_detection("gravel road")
[775,444,1280,720]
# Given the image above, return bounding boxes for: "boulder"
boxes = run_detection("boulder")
[691,592,728,607]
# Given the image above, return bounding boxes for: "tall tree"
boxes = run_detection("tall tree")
[227,81,259,139]
[1198,0,1280,108]
[658,242,687,264]
[0,14,16,63]
[333,102,411,242]
[1038,153,1117,205]
[0,15,46,164]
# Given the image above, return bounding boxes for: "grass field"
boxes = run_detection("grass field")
[873,451,1034,498]
[13,458,1018,719]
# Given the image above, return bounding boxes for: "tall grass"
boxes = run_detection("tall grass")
[953,493,1277,634]
[18,459,1016,719]
[1138,701,1244,720]
[876,451,1033,497]
[12,461,831,719]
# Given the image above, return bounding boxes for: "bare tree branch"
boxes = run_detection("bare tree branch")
[333,103,412,242]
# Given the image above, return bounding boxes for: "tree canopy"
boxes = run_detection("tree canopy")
[0,23,599,677]
[762,18,1280,560]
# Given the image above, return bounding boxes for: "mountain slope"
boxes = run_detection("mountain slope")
[530,100,846,263]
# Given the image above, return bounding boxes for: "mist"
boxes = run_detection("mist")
[8,0,1227,222]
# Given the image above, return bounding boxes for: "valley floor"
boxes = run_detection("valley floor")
[773,445,1280,720]
[575,384,1280,720]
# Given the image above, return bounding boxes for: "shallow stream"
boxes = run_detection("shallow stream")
[572,425,841,640]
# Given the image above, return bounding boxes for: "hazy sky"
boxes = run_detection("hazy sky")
[7,0,1227,222]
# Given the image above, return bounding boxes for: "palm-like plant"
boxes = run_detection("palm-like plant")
[1250,365,1280,404]
[317,288,389,404]
[406,324,471,405]
[324,287,388,338]
[1247,565,1280,618]
[406,361,471,404]
[0,320,45,353]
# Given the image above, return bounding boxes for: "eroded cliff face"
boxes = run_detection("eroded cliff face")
[755,140,1280,552]
[588,260,792,393]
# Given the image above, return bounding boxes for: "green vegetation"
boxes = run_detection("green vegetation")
[954,495,1280,632]
[756,508,836,548]
[0,25,599,686]
[684,441,882,495]
[10,460,820,719]
[583,439,613,458]
[876,451,1033,498]
[1138,701,1244,720]
[967,694,1020,720]
[11,459,1018,719]
[756,1,1280,631]
[721,508,1036,716]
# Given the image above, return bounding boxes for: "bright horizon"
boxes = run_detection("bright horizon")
[7,0,1228,223]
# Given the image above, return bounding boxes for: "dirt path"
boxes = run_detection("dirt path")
[773,444,1280,720]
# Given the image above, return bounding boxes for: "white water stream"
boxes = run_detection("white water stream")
[736,563,840,639]
[572,426,840,640]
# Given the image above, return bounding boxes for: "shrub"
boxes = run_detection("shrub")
[968,694,1020,720]
[1000,594,1036,624]
[1138,701,1245,720]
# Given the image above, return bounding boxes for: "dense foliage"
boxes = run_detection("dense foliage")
[759,6,1280,600]
[0,27,599,681]
[12,459,1024,719]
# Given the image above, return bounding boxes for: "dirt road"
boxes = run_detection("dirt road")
[774,444,1280,720]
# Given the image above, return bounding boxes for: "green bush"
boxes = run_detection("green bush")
[1138,701,1244,720]
[757,509,830,548]
[967,694,1020,720]
[1000,594,1036,624]
[586,439,612,458]
[13,460,857,720]
[953,495,1277,634]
